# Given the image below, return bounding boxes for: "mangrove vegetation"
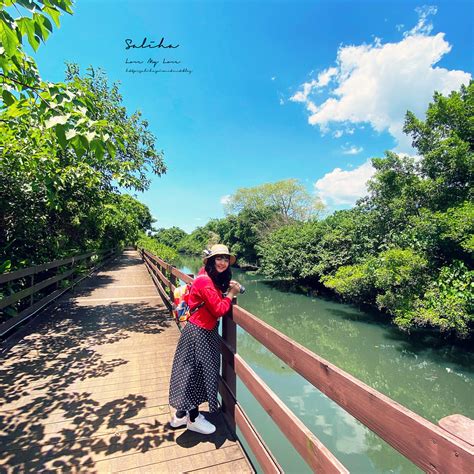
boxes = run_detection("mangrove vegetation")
[156,84,473,339]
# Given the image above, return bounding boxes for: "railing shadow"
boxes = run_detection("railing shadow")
[0,299,178,471]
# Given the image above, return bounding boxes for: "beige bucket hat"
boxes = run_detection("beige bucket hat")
[203,244,236,265]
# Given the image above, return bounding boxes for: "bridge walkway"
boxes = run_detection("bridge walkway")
[0,250,253,473]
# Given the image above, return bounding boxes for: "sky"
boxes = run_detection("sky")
[32,0,473,232]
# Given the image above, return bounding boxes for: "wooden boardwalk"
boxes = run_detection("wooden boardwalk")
[0,250,253,473]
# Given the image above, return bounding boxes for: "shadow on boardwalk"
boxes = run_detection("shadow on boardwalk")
[0,303,174,470]
[0,252,250,472]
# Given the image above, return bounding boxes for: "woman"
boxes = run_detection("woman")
[168,244,242,434]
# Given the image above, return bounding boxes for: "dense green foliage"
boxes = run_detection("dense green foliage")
[153,226,187,250]
[258,83,473,338]
[136,234,178,264]
[1,1,164,270]
[176,226,215,256]
[225,178,325,225]
[163,180,323,265]
[214,207,280,265]
[160,82,473,338]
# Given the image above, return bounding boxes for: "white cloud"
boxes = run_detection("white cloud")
[404,5,437,37]
[271,76,276,81]
[291,8,471,153]
[290,67,338,103]
[332,127,355,138]
[342,145,363,155]
[220,194,231,205]
[314,160,375,206]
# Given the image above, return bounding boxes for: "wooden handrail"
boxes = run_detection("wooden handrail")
[0,248,118,338]
[234,353,348,473]
[0,252,95,284]
[0,269,75,310]
[139,249,474,473]
[232,305,474,472]
[141,249,193,284]
[219,378,283,473]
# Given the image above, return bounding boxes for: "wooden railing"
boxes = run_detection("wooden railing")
[0,248,118,339]
[139,248,474,473]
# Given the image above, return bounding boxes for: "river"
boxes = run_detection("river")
[176,255,474,473]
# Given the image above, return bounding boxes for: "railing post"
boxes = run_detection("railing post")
[71,257,76,292]
[221,299,237,431]
[169,266,177,299]
[29,274,34,308]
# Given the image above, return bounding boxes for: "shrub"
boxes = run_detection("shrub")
[136,234,178,263]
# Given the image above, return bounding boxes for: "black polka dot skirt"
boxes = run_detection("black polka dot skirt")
[169,321,220,412]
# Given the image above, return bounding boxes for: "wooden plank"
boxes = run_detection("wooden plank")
[148,252,168,269]
[234,403,282,474]
[232,305,474,473]
[0,258,71,283]
[234,353,348,473]
[0,250,254,474]
[439,415,474,446]
[113,445,248,473]
[187,458,253,473]
[142,249,165,273]
[0,269,74,310]
[138,248,192,284]
[142,253,177,303]
[169,273,178,298]
[217,378,264,474]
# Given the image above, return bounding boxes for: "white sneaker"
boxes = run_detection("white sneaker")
[187,413,216,434]
[170,412,188,428]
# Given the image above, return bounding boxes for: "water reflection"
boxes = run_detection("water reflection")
[237,270,474,424]
[178,255,473,473]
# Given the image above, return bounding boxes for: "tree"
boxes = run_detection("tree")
[1,4,166,269]
[257,82,473,338]
[177,227,214,255]
[322,248,429,316]
[136,234,178,263]
[225,179,325,227]
[1,1,74,96]
[64,64,166,191]
[1,66,165,267]
[403,81,473,210]
[398,261,473,338]
[360,152,427,248]
[1,2,123,162]
[258,221,325,279]
[205,208,278,265]
[154,227,187,249]
[97,194,154,245]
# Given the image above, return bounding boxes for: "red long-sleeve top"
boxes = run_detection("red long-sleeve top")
[187,268,232,330]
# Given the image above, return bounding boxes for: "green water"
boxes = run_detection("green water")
[176,256,474,473]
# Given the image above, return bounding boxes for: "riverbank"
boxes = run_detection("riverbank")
[176,254,474,473]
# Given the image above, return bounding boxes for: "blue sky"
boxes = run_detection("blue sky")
[33,0,473,232]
